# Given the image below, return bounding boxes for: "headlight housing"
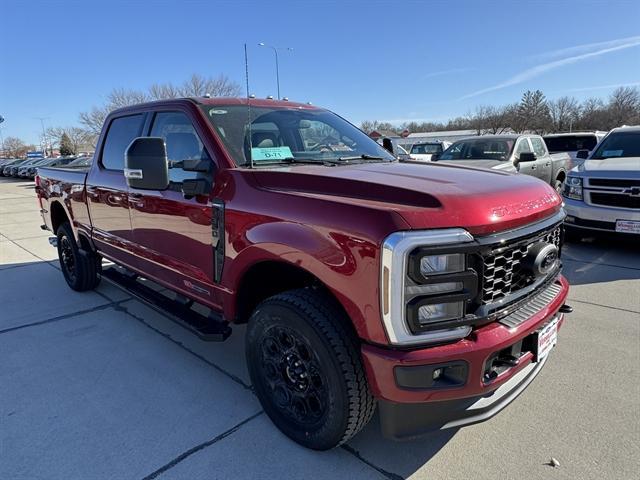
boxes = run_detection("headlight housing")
[381,229,476,346]
[563,176,583,200]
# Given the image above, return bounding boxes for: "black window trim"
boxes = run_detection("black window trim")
[98,112,147,172]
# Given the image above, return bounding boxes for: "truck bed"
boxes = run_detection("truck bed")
[36,167,90,234]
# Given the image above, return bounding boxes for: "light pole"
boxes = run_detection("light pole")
[258,43,293,100]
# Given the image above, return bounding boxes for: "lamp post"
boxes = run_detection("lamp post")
[258,43,293,100]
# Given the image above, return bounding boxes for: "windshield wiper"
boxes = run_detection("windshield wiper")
[337,154,388,162]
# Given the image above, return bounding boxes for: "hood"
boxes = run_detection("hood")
[574,157,640,175]
[251,161,562,236]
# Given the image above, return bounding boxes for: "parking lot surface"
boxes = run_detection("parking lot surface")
[1,177,639,480]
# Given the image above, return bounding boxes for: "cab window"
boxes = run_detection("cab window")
[515,138,532,155]
[101,114,145,170]
[149,111,212,185]
[530,137,547,157]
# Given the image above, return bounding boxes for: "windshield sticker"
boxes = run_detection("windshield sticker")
[251,146,293,161]
[602,150,623,157]
[208,109,227,115]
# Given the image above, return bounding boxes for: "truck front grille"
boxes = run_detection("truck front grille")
[590,192,640,209]
[589,178,639,188]
[481,226,562,304]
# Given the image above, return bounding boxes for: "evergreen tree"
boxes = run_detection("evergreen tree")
[59,132,74,156]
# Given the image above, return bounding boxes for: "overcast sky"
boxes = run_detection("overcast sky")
[2,0,639,144]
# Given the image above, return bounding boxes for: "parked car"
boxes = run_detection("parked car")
[19,158,54,178]
[435,134,571,191]
[543,131,607,167]
[2,159,27,176]
[562,126,640,239]
[26,156,76,178]
[409,141,452,162]
[6,158,42,177]
[65,155,94,168]
[0,158,22,174]
[36,97,570,449]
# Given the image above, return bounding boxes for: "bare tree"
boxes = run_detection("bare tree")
[3,136,28,157]
[607,86,640,127]
[47,126,93,154]
[80,73,242,141]
[548,96,581,132]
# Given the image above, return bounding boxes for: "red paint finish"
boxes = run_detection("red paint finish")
[361,275,569,403]
[37,98,571,417]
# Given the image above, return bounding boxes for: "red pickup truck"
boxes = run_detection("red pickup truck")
[36,97,570,450]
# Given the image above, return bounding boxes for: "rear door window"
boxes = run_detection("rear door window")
[101,114,145,170]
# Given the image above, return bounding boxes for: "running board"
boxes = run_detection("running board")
[102,267,232,342]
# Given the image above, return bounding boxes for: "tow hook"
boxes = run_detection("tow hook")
[559,304,573,313]
[48,237,58,248]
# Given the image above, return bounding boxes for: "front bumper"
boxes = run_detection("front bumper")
[564,197,640,233]
[361,275,569,439]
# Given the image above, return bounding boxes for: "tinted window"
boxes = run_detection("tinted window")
[530,137,547,157]
[101,114,144,170]
[544,135,598,152]
[411,143,442,154]
[591,131,640,159]
[440,138,514,161]
[150,111,212,184]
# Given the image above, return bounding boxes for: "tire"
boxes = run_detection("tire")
[56,222,101,291]
[246,288,375,450]
[554,177,564,193]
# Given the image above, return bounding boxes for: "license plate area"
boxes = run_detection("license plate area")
[535,315,559,361]
[615,220,640,234]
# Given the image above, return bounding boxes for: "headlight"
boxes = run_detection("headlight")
[563,176,583,200]
[381,229,476,346]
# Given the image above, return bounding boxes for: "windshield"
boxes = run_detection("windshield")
[591,131,640,159]
[544,135,598,152]
[200,105,395,167]
[410,143,442,155]
[439,138,514,161]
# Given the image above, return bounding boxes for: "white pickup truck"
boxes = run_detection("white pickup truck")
[562,126,640,238]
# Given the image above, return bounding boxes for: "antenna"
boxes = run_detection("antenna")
[244,43,254,168]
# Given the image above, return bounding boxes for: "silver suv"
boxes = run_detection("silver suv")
[562,126,640,238]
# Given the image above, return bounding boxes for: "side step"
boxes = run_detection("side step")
[102,267,232,342]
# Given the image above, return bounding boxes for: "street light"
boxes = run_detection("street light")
[258,42,293,100]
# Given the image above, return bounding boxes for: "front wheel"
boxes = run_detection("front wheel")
[246,289,375,450]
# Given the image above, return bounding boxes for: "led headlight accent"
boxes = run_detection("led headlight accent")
[563,176,583,200]
[419,253,465,276]
[381,228,474,346]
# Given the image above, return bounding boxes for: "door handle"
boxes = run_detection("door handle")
[531,165,537,169]
[545,162,551,166]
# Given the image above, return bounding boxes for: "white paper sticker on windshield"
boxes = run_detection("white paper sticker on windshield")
[602,150,623,157]
[251,146,293,161]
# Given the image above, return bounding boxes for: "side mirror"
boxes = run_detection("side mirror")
[431,153,440,162]
[125,137,169,190]
[576,149,589,159]
[382,138,394,154]
[518,152,537,163]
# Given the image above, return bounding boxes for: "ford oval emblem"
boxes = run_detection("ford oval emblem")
[523,242,559,278]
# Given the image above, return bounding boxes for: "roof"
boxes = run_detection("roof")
[407,129,477,138]
[543,131,608,137]
[110,97,321,116]
[612,125,640,132]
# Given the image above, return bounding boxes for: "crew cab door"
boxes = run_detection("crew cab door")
[530,136,553,184]
[86,113,145,265]
[128,109,220,307]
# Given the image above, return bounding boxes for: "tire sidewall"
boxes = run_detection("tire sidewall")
[246,300,351,450]
[57,223,83,290]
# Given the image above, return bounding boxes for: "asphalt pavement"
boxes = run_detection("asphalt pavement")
[1,177,638,480]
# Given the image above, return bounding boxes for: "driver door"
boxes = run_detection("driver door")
[128,110,220,307]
